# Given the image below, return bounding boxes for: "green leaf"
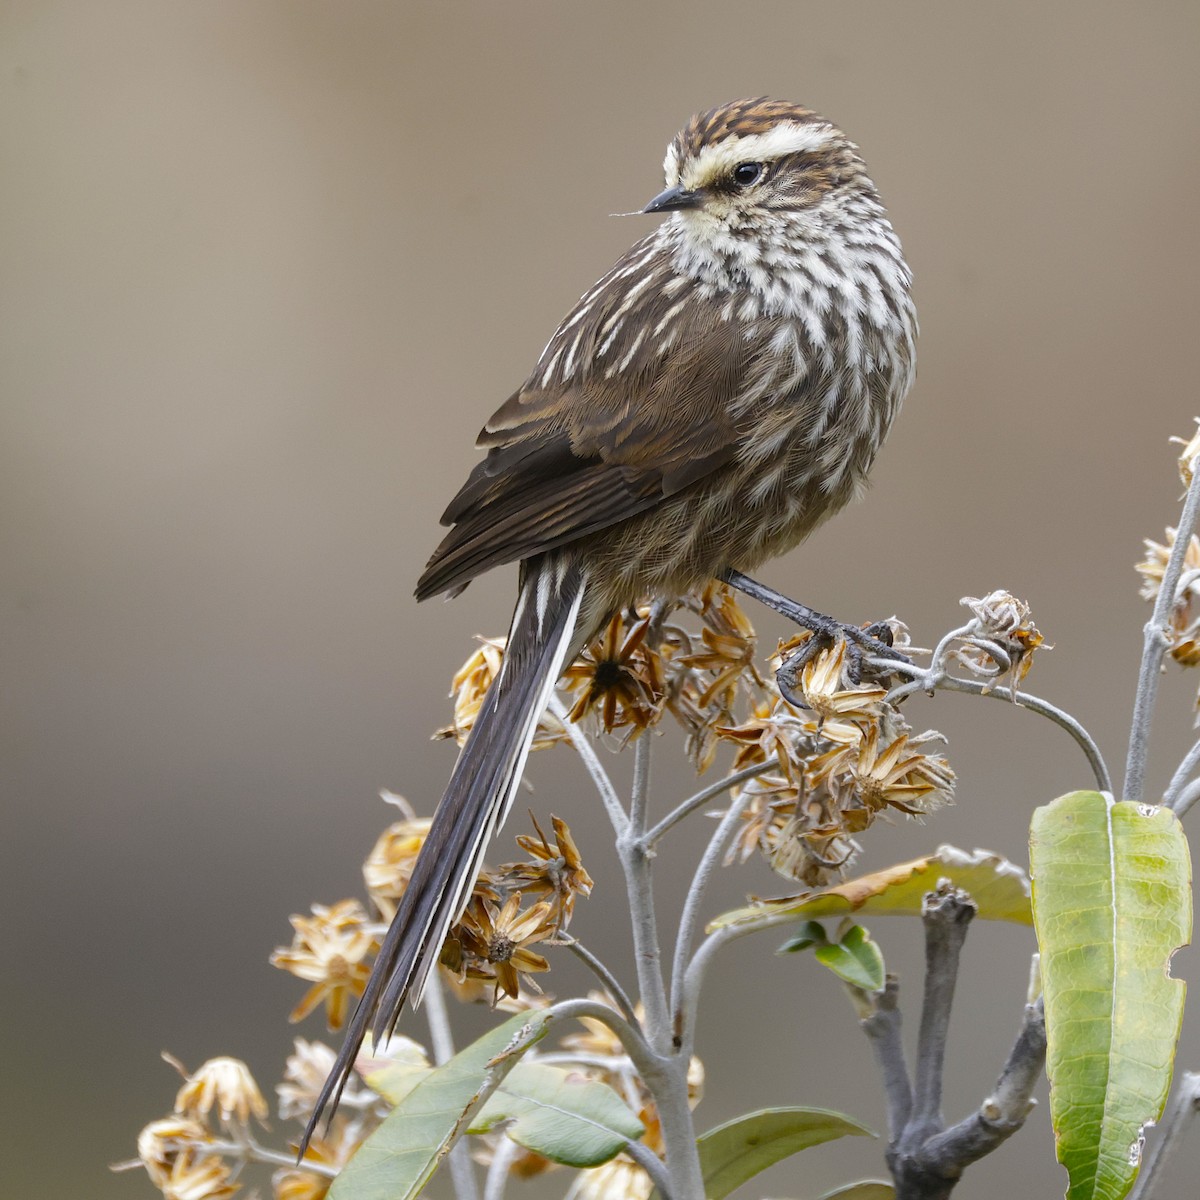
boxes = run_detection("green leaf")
[364,1036,642,1170]
[709,844,1031,932]
[649,1107,872,1200]
[1030,790,1192,1200]
[817,1183,896,1200]
[813,924,885,991]
[778,919,829,953]
[329,1009,552,1200]
[469,1061,643,1167]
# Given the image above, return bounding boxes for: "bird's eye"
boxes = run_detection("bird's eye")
[732,162,764,187]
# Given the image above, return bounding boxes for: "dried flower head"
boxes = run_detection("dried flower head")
[500,813,594,926]
[276,1038,381,1123]
[675,584,764,709]
[1171,419,1200,488]
[770,636,886,723]
[169,1054,268,1131]
[156,1145,239,1200]
[723,767,861,889]
[721,691,953,888]
[362,814,433,919]
[956,591,1046,686]
[454,894,557,1001]
[134,1116,213,1189]
[841,721,956,818]
[438,636,568,748]
[1137,528,1200,666]
[270,900,376,1029]
[563,610,665,736]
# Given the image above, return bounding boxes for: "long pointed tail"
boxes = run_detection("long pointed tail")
[303,554,587,1151]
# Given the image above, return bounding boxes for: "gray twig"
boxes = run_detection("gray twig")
[907,886,976,1142]
[885,670,1111,793]
[551,694,628,834]
[205,1137,340,1177]
[862,975,913,1140]
[623,1137,675,1198]
[919,997,1046,1171]
[1125,455,1200,802]
[640,756,781,847]
[668,780,759,1049]
[1163,736,1200,812]
[1171,776,1200,818]
[560,936,639,1025]
[857,897,1049,1199]
[618,734,671,1053]
[482,1133,521,1200]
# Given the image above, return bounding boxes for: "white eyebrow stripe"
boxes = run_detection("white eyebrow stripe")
[680,122,833,190]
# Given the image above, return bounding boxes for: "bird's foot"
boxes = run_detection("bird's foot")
[718,569,911,705]
[775,618,908,706]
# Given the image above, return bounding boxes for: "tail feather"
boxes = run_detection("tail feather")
[301,555,587,1153]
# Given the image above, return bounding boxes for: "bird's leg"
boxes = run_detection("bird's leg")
[719,568,911,700]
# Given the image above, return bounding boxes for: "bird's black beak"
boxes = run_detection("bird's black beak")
[642,185,702,214]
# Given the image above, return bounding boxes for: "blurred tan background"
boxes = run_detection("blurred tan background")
[3,2,1200,1197]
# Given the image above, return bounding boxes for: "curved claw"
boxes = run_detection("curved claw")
[717,569,912,702]
[776,618,914,703]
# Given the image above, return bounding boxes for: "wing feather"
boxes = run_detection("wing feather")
[416,238,755,600]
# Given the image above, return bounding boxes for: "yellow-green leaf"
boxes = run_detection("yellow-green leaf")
[1030,790,1191,1200]
[709,845,1030,932]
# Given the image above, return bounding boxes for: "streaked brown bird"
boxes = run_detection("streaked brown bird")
[307,97,916,1141]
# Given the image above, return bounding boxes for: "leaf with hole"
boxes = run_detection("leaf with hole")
[1030,790,1191,1200]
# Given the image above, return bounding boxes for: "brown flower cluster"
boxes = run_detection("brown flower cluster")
[442,814,593,1004]
[269,800,592,1029]
[560,585,953,888]
[123,1045,382,1200]
[559,583,765,768]
[718,649,953,887]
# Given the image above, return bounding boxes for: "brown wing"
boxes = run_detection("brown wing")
[415,240,750,600]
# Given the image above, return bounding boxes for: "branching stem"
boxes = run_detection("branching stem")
[1162,736,1200,811]
[1125,455,1200,802]
[551,694,628,834]
[885,668,1111,792]
[640,756,781,848]
[669,780,759,1048]
[560,936,639,1024]
[545,998,702,1200]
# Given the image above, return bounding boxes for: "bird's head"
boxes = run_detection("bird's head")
[644,98,877,256]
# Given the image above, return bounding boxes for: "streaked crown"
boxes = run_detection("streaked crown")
[652,97,874,226]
